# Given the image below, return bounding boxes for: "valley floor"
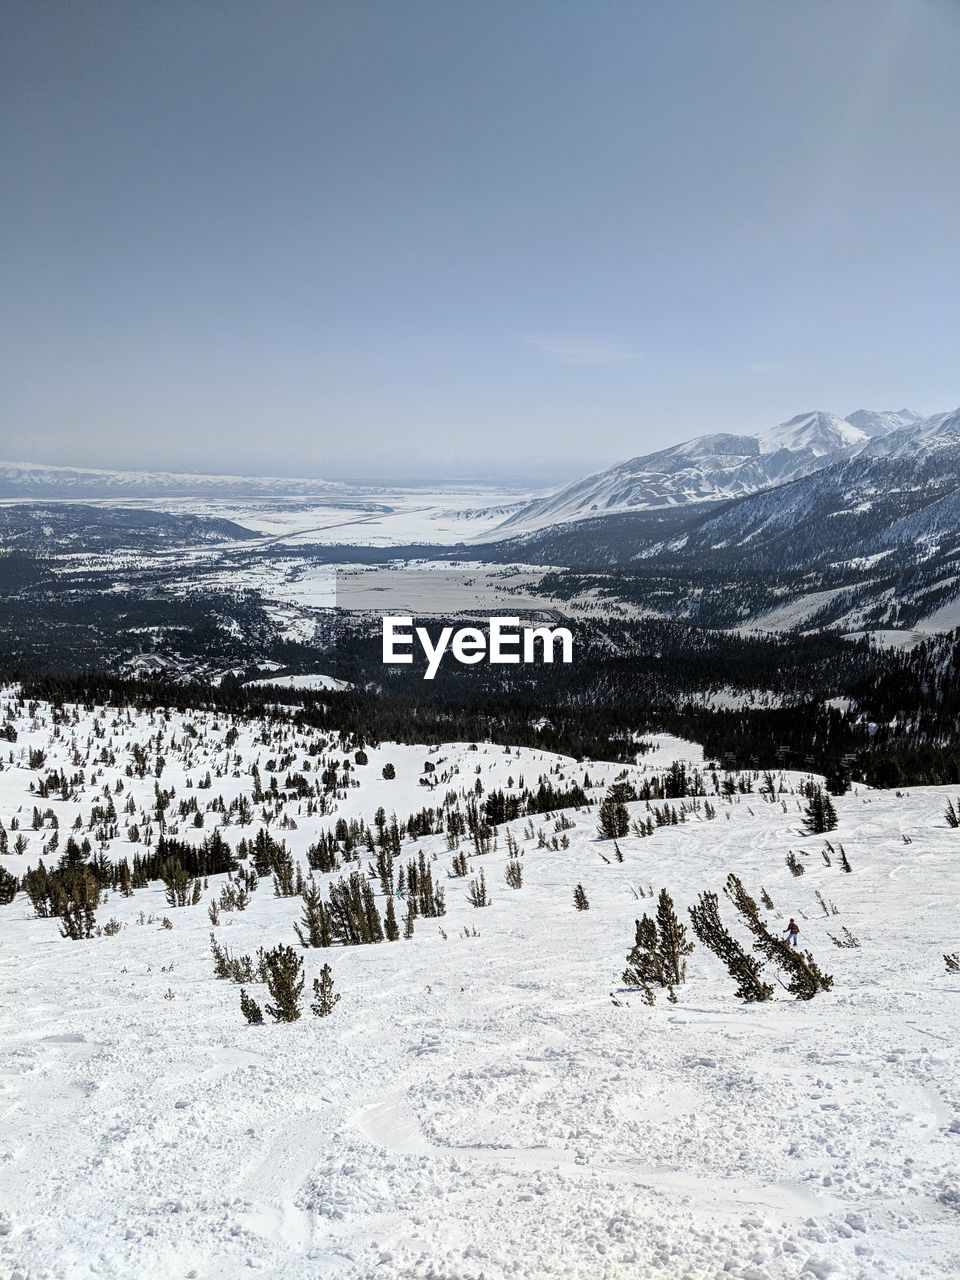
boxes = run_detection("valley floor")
[0,709,958,1280]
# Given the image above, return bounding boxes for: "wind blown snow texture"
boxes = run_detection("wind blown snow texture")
[1,699,959,1280]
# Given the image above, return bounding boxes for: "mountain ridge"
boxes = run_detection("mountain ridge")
[0,459,352,500]
[488,407,932,538]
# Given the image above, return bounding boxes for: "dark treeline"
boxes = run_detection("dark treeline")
[11,668,646,762]
[11,624,960,787]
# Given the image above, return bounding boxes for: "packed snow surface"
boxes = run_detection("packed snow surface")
[1,695,958,1279]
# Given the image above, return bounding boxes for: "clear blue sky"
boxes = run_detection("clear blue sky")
[1,0,958,481]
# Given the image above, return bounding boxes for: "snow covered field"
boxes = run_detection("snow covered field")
[244,673,350,692]
[86,485,534,547]
[1,696,959,1279]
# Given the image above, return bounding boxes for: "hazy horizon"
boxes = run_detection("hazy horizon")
[2,0,959,480]
[0,397,955,488]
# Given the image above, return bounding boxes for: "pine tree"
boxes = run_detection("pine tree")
[384,895,400,941]
[311,964,341,1017]
[688,891,773,1002]
[272,845,297,897]
[802,786,838,835]
[825,765,849,796]
[209,933,254,982]
[263,944,304,1023]
[466,868,490,908]
[622,890,693,1000]
[0,866,18,905]
[118,859,133,897]
[573,883,590,911]
[55,866,99,940]
[240,988,264,1025]
[210,932,231,979]
[823,791,838,831]
[161,858,193,907]
[326,871,384,944]
[376,849,394,897]
[655,888,694,986]
[450,850,468,877]
[724,873,833,1000]
[294,879,332,948]
[597,794,629,840]
[623,912,661,999]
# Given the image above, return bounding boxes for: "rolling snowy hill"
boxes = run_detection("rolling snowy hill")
[1,691,958,1279]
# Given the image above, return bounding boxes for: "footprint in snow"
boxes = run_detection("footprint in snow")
[410,1034,442,1056]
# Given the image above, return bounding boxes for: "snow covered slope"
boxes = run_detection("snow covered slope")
[490,408,917,537]
[1,691,959,1279]
[845,408,923,438]
[755,410,866,456]
[658,408,960,569]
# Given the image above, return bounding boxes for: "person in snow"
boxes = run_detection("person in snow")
[784,918,799,946]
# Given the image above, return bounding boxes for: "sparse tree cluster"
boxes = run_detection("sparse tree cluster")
[623,889,693,1003]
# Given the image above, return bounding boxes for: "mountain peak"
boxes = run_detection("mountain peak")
[755,411,866,457]
[845,408,922,437]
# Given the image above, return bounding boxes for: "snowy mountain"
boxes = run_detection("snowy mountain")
[755,410,866,455]
[0,459,352,500]
[591,407,960,633]
[473,407,960,634]
[657,407,960,569]
[844,407,923,438]
[490,408,913,537]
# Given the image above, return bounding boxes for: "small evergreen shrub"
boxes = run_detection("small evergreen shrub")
[311,964,340,1017]
[504,857,523,889]
[263,944,304,1023]
[240,988,264,1024]
[466,868,490,908]
[802,786,838,835]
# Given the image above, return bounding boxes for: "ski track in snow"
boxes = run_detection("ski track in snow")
[0,702,959,1279]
